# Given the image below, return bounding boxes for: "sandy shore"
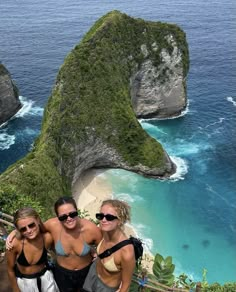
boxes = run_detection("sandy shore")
[72,169,112,219]
[72,168,154,272]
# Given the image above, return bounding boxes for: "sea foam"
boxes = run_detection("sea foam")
[17,96,44,117]
[115,192,144,203]
[0,130,15,150]
[170,156,188,181]
[226,96,236,107]
[0,96,43,150]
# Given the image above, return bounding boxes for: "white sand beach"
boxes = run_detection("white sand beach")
[72,168,154,272]
[72,169,112,220]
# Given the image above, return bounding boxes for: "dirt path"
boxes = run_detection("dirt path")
[0,256,12,292]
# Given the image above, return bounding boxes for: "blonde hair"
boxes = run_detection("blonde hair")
[14,207,45,238]
[101,199,131,225]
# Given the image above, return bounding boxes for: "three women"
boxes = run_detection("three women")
[7,198,136,292]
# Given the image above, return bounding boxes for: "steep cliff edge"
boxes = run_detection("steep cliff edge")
[0,11,189,213]
[131,33,188,118]
[0,64,21,125]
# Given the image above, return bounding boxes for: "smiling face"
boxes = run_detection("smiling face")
[57,203,78,229]
[16,217,40,240]
[99,204,120,232]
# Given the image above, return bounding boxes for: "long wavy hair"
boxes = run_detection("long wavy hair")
[101,199,131,226]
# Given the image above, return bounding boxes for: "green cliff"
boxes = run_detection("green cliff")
[0,11,189,216]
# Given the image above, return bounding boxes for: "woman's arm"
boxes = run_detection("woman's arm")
[6,242,20,292]
[43,232,54,249]
[118,245,136,292]
[5,229,17,250]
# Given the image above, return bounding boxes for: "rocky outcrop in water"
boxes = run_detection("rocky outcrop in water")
[0,64,21,125]
[0,11,189,214]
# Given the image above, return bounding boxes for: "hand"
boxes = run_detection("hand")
[5,230,16,250]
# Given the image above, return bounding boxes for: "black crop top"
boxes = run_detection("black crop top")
[17,239,48,267]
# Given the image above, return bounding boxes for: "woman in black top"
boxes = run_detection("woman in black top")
[6,207,59,292]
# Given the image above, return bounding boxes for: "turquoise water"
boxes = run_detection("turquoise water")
[105,163,236,283]
[0,0,235,284]
[104,98,236,283]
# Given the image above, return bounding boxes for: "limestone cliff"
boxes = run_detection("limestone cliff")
[131,34,188,118]
[0,11,189,214]
[0,64,21,125]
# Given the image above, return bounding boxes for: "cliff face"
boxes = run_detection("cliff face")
[0,64,21,125]
[0,11,189,212]
[131,35,188,118]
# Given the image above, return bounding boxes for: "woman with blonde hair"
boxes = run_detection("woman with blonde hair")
[83,199,136,292]
[6,207,59,292]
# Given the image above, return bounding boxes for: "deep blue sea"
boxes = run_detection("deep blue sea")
[0,0,235,285]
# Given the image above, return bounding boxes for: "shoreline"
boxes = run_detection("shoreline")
[72,168,154,272]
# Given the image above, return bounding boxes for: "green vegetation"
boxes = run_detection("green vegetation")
[0,151,70,218]
[152,253,175,286]
[176,273,196,290]
[0,10,188,215]
[130,256,236,291]
[200,283,236,292]
[0,185,45,220]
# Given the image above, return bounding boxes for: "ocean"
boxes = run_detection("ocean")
[0,0,235,284]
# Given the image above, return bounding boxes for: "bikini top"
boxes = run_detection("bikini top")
[17,238,47,267]
[55,229,91,257]
[97,239,120,273]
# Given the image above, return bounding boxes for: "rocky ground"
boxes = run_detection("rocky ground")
[0,256,12,292]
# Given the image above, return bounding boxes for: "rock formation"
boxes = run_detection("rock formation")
[0,64,21,125]
[0,11,189,214]
[131,35,188,118]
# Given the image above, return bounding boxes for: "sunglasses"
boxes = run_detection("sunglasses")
[58,211,78,222]
[19,222,36,233]
[96,213,118,221]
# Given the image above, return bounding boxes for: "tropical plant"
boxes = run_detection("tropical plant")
[176,273,196,289]
[201,282,236,292]
[201,268,209,289]
[152,253,175,286]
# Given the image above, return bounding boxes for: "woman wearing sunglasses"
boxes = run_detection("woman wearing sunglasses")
[83,199,136,292]
[43,196,102,292]
[6,207,59,292]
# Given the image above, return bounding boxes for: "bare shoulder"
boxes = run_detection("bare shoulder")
[80,218,98,230]
[121,243,135,262]
[44,217,59,231]
[80,218,102,244]
[43,232,53,248]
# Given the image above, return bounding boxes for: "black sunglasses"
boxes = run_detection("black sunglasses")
[58,211,78,222]
[19,222,36,233]
[96,213,118,221]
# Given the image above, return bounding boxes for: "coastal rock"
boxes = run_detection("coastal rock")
[0,64,21,125]
[0,11,189,213]
[131,36,187,118]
